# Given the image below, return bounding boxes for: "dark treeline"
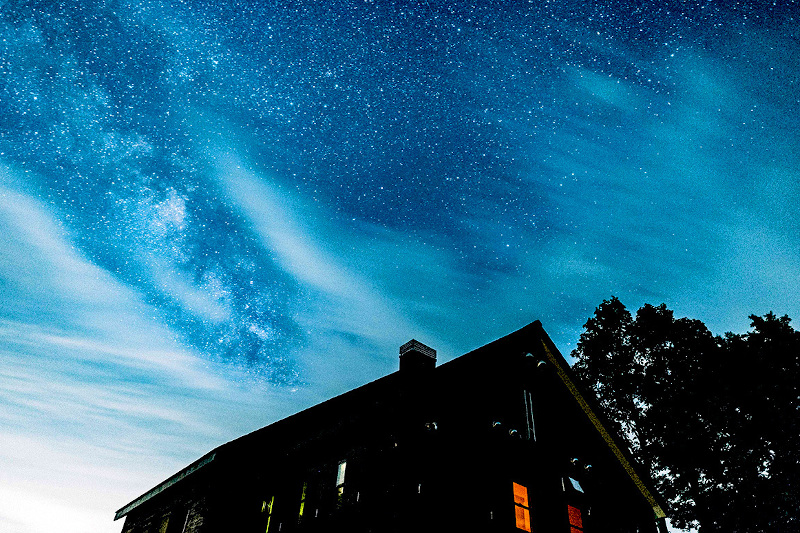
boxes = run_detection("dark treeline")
[571,297,799,533]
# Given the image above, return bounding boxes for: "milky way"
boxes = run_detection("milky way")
[2,1,798,374]
[1,2,799,532]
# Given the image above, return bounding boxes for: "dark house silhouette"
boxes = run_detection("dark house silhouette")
[115,321,667,533]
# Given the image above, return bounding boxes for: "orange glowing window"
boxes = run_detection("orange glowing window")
[513,482,529,506]
[513,482,532,532]
[568,504,583,533]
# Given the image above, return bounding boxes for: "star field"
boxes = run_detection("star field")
[0,1,798,531]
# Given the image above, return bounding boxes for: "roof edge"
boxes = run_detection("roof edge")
[114,451,216,521]
[534,326,666,519]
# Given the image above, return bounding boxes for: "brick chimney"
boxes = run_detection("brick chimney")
[399,339,436,372]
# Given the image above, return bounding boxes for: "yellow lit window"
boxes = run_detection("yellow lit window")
[513,482,532,532]
[299,482,307,518]
[336,460,347,504]
[262,495,274,533]
[336,460,346,491]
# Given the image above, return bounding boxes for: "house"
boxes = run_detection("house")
[114,320,667,533]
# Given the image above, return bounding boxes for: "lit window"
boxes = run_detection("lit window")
[568,504,584,533]
[336,460,347,496]
[298,482,307,518]
[568,477,584,493]
[158,515,169,533]
[513,482,532,532]
[262,495,274,532]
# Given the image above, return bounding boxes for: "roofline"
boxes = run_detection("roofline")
[113,320,666,522]
[535,325,666,519]
[113,371,403,521]
[114,451,216,521]
[226,370,401,448]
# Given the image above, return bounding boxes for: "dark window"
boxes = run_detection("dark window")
[523,390,536,441]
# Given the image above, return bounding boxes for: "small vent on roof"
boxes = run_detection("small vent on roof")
[399,339,436,372]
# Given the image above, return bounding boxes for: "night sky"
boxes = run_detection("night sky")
[1,1,798,531]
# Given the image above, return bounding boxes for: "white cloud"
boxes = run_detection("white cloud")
[0,164,311,533]
[210,152,445,377]
[204,148,502,403]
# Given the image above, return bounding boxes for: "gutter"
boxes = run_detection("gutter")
[114,451,216,521]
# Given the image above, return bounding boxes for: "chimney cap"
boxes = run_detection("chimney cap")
[399,339,436,359]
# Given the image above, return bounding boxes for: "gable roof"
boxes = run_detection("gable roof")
[115,320,665,521]
[534,323,666,519]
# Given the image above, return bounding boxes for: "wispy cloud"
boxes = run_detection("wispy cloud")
[0,165,315,532]
[0,3,798,533]
[210,150,461,393]
[0,8,301,377]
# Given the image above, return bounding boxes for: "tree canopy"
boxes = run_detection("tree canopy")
[571,298,799,532]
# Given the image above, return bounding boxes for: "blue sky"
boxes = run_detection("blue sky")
[0,1,798,531]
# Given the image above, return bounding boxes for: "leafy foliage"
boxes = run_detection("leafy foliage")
[572,298,799,532]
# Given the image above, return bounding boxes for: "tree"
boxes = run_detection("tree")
[719,313,800,532]
[572,298,799,532]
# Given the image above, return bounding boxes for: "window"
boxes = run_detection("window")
[513,482,532,532]
[261,495,274,532]
[298,482,307,519]
[180,509,191,533]
[157,514,169,533]
[567,504,584,533]
[336,460,347,496]
[523,390,536,441]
